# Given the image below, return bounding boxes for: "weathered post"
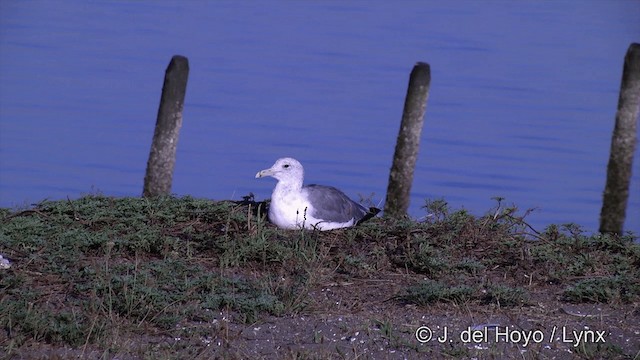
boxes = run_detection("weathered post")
[600,43,640,234]
[384,62,431,218]
[143,55,190,198]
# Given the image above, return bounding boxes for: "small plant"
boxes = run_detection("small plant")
[454,257,485,275]
[401,242,450,276]
[480,285,529,307]
[562,276,637,304]
[401,280,474,306]
[422,198,449,222]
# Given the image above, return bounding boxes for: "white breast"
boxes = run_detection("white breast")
[269,188,311,229]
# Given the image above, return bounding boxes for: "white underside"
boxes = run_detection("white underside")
[269,189,355,231]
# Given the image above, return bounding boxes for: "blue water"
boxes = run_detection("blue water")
[1,1,639,234]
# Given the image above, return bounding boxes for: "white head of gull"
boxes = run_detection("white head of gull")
[255,157,368,230]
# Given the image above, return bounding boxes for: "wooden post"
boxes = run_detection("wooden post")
[600,43,640,234]
[384,62,431,218]
[143,55,190,197]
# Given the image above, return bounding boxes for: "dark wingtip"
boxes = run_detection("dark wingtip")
[356,207,381,226]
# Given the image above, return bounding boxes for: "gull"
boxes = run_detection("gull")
[255,157,375,230]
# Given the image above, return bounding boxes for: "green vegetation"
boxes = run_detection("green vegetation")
[1,195,638,358]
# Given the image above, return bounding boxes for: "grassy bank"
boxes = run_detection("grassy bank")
[1,195,639,359]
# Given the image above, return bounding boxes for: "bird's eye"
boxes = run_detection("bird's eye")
[283,164,290,169]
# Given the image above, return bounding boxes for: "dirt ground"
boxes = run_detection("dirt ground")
[7,271,638,360]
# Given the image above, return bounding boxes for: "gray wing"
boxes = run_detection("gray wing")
[302,184,368,223]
